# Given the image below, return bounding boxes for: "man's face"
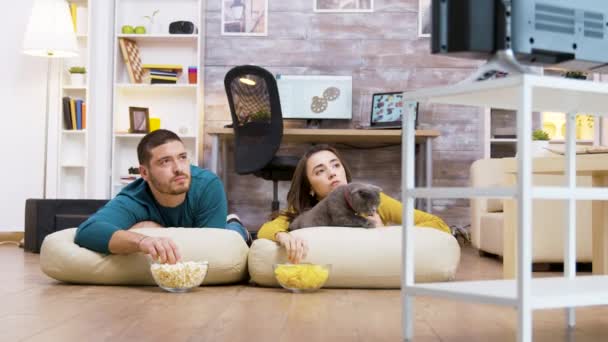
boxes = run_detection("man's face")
[140,140,191,196]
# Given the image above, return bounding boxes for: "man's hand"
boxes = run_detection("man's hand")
[138,236,181,265]
[276,232,309,264]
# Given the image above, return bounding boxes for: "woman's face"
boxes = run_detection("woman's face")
[305,150,348,199]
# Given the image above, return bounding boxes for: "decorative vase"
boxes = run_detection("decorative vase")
[70,73,86,86]
[530,140,550,157]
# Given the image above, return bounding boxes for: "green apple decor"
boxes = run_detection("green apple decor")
[134,26,146,34]
[121,25,134,34]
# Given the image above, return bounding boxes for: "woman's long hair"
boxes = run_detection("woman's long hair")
[276,144,353,222]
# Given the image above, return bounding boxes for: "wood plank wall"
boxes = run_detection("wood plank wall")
[201,0,486,232]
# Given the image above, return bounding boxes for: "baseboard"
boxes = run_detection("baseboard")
[0,232,25,243]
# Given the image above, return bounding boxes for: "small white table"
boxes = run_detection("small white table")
[400,75,608,342]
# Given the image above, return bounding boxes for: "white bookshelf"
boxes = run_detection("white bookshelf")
[111,0,203,196]
[56,0,90,199]
[402,75,608,342]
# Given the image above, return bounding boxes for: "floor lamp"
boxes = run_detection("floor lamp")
[23,0,78,198]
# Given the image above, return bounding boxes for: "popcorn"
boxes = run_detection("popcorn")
[274,264,329,290]
[150,261,208,289]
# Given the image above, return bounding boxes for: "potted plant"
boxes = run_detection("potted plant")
[68,66,86,86]
[143,9,160,34]
[531,129,550,156]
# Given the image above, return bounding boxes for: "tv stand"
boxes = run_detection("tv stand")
[305,119,322,129]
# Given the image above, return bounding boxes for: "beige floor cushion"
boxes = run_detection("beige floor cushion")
[40,228,249,285]
[249,226,460,288]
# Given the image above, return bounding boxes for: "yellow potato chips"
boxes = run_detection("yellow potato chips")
[274,264,329,290]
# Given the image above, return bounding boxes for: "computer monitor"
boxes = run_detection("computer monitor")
[276,75,352,125]
[369,92,418,129]
[431,0,608,72]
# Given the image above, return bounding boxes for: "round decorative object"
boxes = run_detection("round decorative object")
[323,87,340,101]
[310,96,328,113]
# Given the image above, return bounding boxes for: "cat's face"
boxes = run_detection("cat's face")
[348,183,382,216]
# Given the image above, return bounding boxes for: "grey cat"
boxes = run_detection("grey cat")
[289,182,382,230]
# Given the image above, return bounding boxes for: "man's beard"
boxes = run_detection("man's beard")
[149,173,191,195]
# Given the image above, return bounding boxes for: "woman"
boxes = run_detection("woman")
[257,144,451,263]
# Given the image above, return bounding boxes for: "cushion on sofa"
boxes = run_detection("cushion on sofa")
[40,228,249,285]
[479,212,504,256]
[248,226,460,288]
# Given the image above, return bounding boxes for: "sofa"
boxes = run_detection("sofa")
[470,158,592,263]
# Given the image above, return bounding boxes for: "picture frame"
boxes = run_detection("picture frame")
[313,0,374,13]
[418,0,431,37]
[221,0,268,36]
[129,107,150,134]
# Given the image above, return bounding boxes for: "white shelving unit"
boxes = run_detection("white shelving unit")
[56,0,90,199]
[402,75,608,342]
[111,0,203,196]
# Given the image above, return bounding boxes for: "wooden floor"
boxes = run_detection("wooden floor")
[3,244,608,342]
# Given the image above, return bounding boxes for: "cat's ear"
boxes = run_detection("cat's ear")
[348,182,364,194]
[370,184,383,194]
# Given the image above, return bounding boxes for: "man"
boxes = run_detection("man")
[75,129,250,264]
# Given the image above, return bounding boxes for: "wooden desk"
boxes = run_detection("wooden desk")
[207,128,440,212]
[502,153,608,278]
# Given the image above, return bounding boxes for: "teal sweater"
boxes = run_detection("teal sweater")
[75,165,228,254]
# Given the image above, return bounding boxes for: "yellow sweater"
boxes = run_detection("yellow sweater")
[257,192,451,241]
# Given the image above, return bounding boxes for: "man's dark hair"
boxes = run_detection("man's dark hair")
[137,129,183,165]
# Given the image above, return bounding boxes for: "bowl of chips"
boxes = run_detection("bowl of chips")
[272,263,331,293]
[150,260,209,293]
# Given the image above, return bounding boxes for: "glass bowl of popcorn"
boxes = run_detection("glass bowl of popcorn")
[272,263,331,293]
[149,260,209,293]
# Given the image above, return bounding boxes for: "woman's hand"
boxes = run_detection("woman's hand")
[368,212,384,228]
[275,232,309,264]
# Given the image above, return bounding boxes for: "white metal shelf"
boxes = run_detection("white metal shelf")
[406,275,608,310]
[401,74,608,342]
[409,187,516,199]
[410,186,608,200]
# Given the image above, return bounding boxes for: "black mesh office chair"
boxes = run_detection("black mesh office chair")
[224,65,299,212]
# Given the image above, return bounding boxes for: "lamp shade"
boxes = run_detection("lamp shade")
[23,0,78,58]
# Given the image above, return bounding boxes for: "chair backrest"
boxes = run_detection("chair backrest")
[224,65,284,174]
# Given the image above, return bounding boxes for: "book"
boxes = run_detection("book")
[151,78,177,84]
[142,64,182,71]
[150,75,178,81]
[62,97,72,130]
[82,102,87,129]
[70,99,77,130]
[70,4,77,32]
[76,99,83,130]
[150,70,178,77]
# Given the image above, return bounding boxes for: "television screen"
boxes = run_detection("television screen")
[431,0,608,71]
